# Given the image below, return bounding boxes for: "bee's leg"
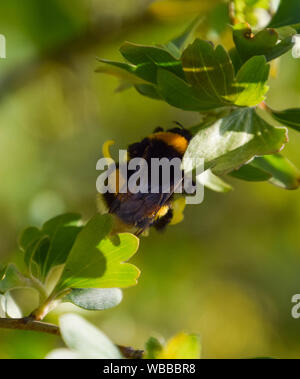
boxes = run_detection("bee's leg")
[153,126,164,133]
[173,121,184,129]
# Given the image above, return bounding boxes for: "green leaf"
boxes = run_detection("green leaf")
[19,227,43,251]
[59,313,123,359]
[20,213,82,281]
[265,35,295,62]
[184,108,288,175]
[233,23,297,64]
[41,216,82,280]
[230,55,270,107]
[230,164,272,182]
[159,333,201,359]
[42,213,81,236]
[233,24,277,61]
[96,59,157,84]
[198,169,233,192]
[120,42,184,80]
[269,108,300,132]
[28,237,51,277]
[165,16,203,57]
[157,68,221,111]
[181,39,269,108]
[182,39,234,106]
[99,37,271,109]
[135,83,162,100]
[269,0,300,29]
[229,153,300,189]
[0,264,28,294]
[251,154,300,190]
[63,288,123,310]
[55,214,140,291]
[23,236,47,278]
[145,337,163,359]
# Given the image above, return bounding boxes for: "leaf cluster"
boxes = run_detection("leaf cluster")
[97,3,300,191]
[0,214,140,319]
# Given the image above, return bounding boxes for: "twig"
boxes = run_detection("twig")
[118,346,144,360]
[0,317,60,335]
[0,317,143,359]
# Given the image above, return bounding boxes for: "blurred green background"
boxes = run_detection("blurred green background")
[0,0,299,359]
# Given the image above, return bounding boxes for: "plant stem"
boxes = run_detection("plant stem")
[0,317,59,335]
[30,288,70,321]
[0,318,143,358]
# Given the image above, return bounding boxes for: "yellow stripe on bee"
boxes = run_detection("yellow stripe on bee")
[155,205,170,219]
[149,132,189,155]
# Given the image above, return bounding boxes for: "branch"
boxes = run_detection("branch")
[0,317,143,359]
[0,317,59,335]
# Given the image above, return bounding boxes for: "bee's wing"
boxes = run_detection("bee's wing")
[134,176,185,236]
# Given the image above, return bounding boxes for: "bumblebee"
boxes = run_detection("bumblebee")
[97,125,192,236]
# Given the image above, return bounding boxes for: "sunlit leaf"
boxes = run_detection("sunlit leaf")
[181,39,269,108]
[55,214,140,291]
[59,313,123,359]
[182,39,234,106]
[230,55,270,107]
[63,288,123,311]
[158,333,201,359]
[230,153,300,190]
[252,154,300,190]
[184,108,288,175]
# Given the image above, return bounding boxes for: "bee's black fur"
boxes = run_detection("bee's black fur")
[102,125,191,233]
